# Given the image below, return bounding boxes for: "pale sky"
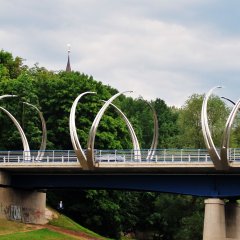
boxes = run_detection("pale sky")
[1,0,240,107]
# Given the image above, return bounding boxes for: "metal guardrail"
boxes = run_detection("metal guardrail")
[0,150,78,163]
[228,148,240,162]
[95,149,212,163]
[0,148,239,165]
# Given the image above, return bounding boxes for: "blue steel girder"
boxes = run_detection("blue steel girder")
[9,173,240,198]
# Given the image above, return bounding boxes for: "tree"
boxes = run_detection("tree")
[0,71,40,149]
[119,97,152,148]
[153,99,179,148]
[0,50,24,79]
[120,97,179,149]
[177,94,230,148]
[134,193,204,240]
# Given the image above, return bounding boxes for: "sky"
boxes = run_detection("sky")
[1,0,240,107]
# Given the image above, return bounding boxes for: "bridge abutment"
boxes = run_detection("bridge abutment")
[0,188,46,224]
[203,198,240,240]
[0,171,46,224]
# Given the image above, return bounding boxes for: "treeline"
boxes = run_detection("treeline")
[0,50,236,151]
[0,50,238,239]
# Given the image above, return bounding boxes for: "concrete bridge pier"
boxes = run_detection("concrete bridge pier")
[225,200,240,239]
[0,171,46,224]
[203,198,240,240]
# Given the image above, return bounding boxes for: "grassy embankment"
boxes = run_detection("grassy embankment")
[0,213,109,240]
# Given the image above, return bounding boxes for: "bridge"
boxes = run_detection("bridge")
[1,148,240,197]
[2,151,240,240]
[1,87,240,239]
[1,148,240,173]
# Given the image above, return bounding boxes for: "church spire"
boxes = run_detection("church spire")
[66,44,71,72]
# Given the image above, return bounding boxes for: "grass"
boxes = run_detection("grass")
[0,219,37,235]
[0,209,115,240]
[0,228,79,240]
[49,214,107,239]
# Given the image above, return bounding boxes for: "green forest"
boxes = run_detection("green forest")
[0,50,238,239]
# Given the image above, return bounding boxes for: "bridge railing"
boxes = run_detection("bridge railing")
[229,148,240,162]
[0,150,78,163]
[0,148,240,164]
[94,149,212,163]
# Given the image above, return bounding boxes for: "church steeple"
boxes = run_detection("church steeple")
[66,44,71,72]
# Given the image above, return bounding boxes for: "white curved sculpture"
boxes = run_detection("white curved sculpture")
[201,86,222,166]
[0,95,17,100]
[0,95,48,162]
[146,102,159,160]
[137,96,159,160]
[86,91,132,169]
[220,98,240,165]
[23,102,47,161]
[201,86,230,170]
[107,102,141,161]
[69,92,96,168]
[0,107,31,161]
[0,95,31,161]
